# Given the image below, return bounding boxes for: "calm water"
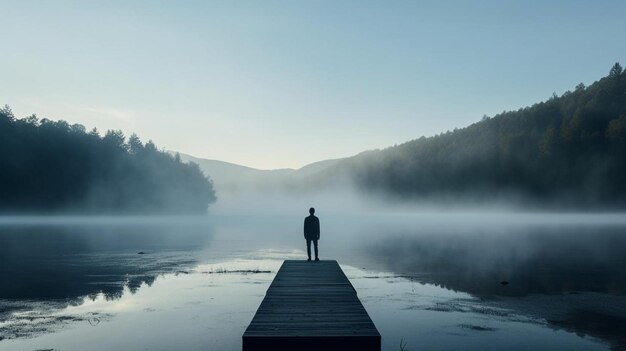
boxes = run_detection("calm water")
[1,213,625,350]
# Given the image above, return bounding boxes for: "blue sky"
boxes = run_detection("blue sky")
[2,0,625,169]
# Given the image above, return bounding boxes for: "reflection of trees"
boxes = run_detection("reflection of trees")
[369,227,626,297]
[551,310,626,351]
[367,226,626,350]
[104,290,125,301]
[0,221,213,305]
[128,275,157,294]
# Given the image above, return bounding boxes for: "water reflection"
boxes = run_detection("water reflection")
[0,219,214,325]
[1,259,280,351]
[1,214,625,350]
[363,223,626,350]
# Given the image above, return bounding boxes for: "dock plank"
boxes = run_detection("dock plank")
[242,260,381,351]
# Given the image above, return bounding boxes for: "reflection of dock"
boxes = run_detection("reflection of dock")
[242,260,380,351]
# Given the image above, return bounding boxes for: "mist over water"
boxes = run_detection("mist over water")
[1,204,625,350]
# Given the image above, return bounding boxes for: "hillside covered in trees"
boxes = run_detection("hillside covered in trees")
[0,107,216,214]
[333,63,626,207]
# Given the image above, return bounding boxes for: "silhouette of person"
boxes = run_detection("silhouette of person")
[303,207,320,261]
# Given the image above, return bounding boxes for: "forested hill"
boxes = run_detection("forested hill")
[336,63,626,207]
[0,107,216,214]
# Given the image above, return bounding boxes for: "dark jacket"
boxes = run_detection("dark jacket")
[304,215,320,240]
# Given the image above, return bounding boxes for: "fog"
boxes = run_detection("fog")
[2,161,626,350]
[2,193,626,350]
[205,174,626,220]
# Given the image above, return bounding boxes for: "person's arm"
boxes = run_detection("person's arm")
[316,218,320,240]
[303,218,307,239]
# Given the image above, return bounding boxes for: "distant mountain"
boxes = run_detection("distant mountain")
[173,152,343,193]
[295,158,345,177]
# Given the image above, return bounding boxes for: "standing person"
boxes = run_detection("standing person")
[303,207,320,261]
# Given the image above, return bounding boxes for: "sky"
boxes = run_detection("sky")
[2,0,626,169]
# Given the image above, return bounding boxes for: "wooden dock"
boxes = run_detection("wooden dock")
[242,260,381,351]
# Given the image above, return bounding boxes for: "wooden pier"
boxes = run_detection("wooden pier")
[242,260,381,351]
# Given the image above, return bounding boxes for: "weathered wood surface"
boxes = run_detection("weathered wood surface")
[242,260,380,351]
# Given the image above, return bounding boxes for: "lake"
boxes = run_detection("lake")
[1,213,625,350]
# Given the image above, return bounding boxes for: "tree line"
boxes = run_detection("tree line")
[0,108,216,214]
[337,63,626,207]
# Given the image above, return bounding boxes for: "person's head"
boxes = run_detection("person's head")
[309,207,315,215]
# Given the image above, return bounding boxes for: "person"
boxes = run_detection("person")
[303,207,320,261]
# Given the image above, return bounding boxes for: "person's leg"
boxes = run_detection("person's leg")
[313,239,319,260]
[306,239,312,260]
